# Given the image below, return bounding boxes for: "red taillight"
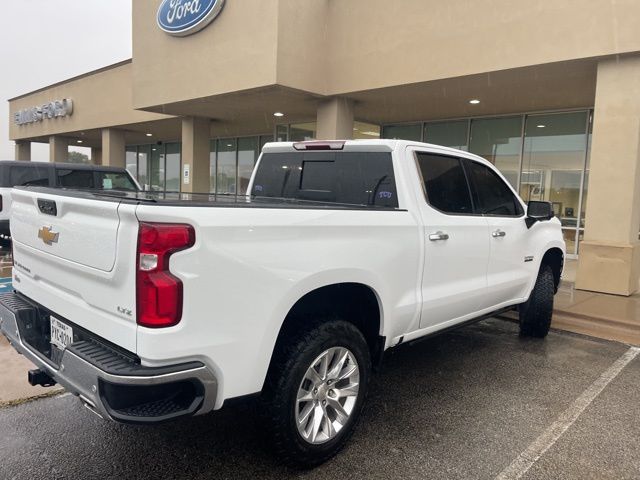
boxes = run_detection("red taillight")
[136,222,195,328]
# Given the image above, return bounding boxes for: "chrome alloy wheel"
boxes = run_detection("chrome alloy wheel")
[295,347,361,445]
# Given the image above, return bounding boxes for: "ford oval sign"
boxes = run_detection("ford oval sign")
[157,0,225,37]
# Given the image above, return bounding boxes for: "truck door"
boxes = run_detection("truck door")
[410,149,490,329]
[463,158,535,308]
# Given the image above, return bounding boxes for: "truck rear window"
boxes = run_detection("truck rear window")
[251,152,398,208]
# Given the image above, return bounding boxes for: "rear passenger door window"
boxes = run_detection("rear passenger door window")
[415,153,473,215]
[464,160,523,217]
[56,169,95,189]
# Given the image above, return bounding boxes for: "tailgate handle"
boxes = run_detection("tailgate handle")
[37,199,58,216]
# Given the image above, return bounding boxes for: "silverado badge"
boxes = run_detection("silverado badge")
[38,226,59,246]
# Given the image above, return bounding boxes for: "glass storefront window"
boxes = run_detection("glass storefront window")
[209,140,217,193]
[275,125,288,142]
[165,143,181,192]
[260,135,274,149]
[289,123,316,141]
[126,147,137,179]
[521,111,589,256]
[238,137,259,195]
[137,145,150,191]
[216,138,237,195]
[150,145,165,191]
[381,123,422,141]
[424,120,468,151]
[469,116,522,189]
[353,122,380,139]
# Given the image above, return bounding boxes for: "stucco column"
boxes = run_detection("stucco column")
[14,141,31,161]
[316,98,354,140]
[101,128,126,168]
[181,117,211,193]
[49,136,68,163]
[91,147,103,166]
[575,56,640,296]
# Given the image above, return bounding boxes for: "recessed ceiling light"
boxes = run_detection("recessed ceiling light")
[146,133,153,137]
[537,124,546,128]
[76,140,83,144]
[469,99,481,104]
[273,112,284,117]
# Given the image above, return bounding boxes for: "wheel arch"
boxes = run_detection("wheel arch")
[540,247,564,292]
[267,282,385,378]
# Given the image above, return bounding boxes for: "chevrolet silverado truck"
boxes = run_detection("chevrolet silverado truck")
[0,140,564,467]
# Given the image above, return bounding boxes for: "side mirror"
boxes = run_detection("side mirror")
[526,201,554,229]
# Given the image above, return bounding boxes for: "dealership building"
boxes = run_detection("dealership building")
[7,0,640,298]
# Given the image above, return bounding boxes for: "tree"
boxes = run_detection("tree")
[67,151,90,164]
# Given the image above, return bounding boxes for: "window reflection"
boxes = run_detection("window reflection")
[425,120,468,151]
[521,112,589,255]
[469,116,522,189]
[216,138,237,195]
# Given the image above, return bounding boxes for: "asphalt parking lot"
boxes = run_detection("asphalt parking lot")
[1,318,639,480]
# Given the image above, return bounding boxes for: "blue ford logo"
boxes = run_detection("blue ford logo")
[157,0,226,37]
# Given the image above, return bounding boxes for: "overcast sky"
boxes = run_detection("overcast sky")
[0,1,132,161]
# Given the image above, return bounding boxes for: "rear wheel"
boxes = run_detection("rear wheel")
[262,320,371,468]
[519,264,555,338]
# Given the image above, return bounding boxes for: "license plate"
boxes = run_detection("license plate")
[50,316,73,351]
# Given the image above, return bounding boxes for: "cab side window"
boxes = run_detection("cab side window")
[9,166,50,187]
[464,160,524,216]
[416,153,473,215]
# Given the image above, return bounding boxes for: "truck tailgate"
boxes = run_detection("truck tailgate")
[9,188,139,353]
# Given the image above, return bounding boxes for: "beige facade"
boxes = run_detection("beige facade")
[6,0,640,298]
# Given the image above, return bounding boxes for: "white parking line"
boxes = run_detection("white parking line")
[496,346,640,480]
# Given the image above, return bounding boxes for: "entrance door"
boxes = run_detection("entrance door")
[413,151,491,330]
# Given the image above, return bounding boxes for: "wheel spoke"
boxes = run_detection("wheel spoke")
[310,405,323,442]
[327,349,349,380]
[318,352,329,380]
[298,402,314,425]
[336,382,359,398]
[305,367,322,385]
[322,409,335,438]
[297,388,313,402]
[327,398,349,424]
[337,363,357,381]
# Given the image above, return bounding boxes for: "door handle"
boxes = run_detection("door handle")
[492,229,506,238]
[428,231,449,241]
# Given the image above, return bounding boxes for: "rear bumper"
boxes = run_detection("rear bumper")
[0,291,218,424]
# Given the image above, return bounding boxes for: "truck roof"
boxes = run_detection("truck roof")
[261,139,486,162]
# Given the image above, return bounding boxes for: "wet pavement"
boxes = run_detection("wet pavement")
[1,318,639,480]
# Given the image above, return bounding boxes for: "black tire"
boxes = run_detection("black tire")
[261,320,371,468]
[519,264,555,338]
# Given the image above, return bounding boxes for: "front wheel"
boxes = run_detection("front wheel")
[519,264,555,338]
[261,321,371,468]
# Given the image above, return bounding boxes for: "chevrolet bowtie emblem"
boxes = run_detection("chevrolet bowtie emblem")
[38,226,59,246]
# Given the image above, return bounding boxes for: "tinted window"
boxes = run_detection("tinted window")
[465,160,523,216]
[96,171,138,191]
[416,153,473,214]
[251,152,398,207]
[9,166,50,187]
[56,169,95,188]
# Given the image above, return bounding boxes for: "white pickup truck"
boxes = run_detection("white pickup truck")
[0,140,564,466]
